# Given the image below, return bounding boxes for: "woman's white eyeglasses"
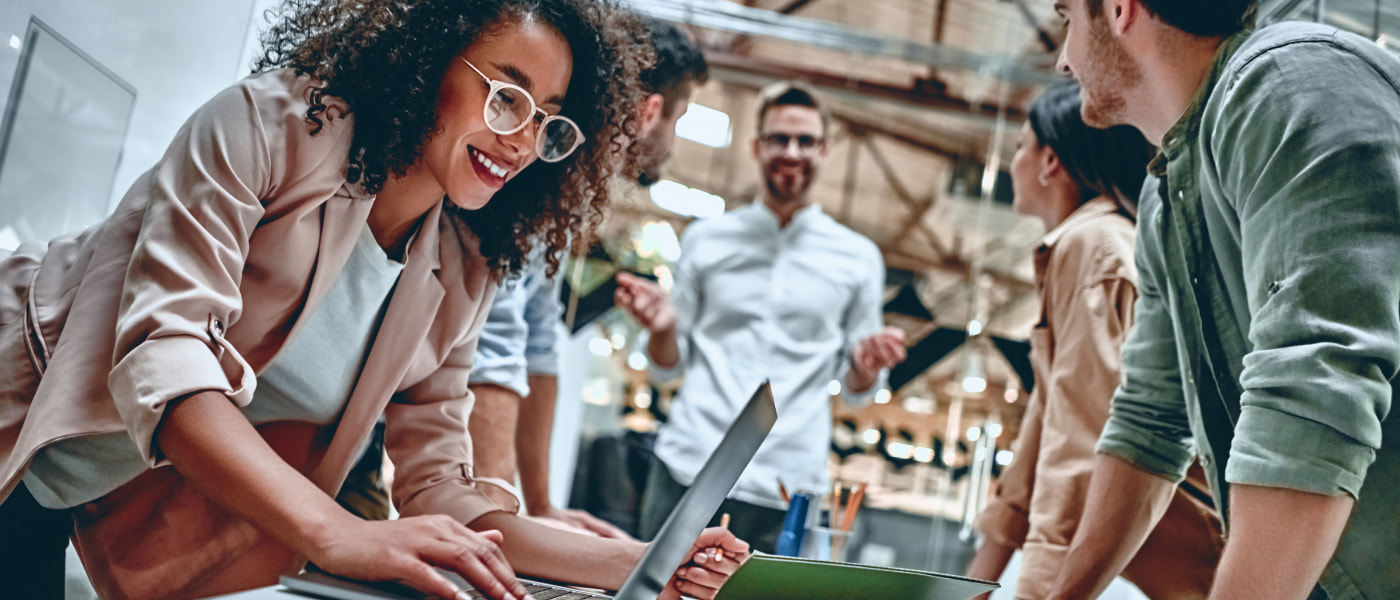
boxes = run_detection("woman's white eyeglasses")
[459,57,584,163]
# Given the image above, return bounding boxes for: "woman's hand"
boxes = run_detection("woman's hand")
[659,527,751,600]
[311,515,532,600]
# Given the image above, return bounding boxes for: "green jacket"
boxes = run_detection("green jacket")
[1097,22,1400,600]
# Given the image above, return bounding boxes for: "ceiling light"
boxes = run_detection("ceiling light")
[675,103,732,148]
[650,180,725,220]
[863,429,881,445]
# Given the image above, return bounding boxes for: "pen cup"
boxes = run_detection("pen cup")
[799,525,852,563]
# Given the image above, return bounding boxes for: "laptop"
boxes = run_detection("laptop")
[280,382,779,600]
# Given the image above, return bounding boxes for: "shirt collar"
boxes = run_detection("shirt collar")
[749,198,823,231]
[1149,29,1253,177]
[1039,196,1121,251]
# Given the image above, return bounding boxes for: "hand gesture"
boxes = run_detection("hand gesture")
[614,272,677,334]
[852,326,907,379]
[658,527,751,600]
[310,515,530,600]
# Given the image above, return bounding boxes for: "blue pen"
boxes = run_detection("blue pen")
[774,491,811,556]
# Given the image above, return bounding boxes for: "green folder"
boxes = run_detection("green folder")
[715,553,999,600]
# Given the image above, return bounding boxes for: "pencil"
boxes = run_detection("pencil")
[711,513,730,562]
[839,482,867,533]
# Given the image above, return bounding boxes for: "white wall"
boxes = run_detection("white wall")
[0,0,278,219]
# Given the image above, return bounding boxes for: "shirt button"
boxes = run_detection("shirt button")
[1191,277,1199,285]
[212,319,225,337]
[1201,455,1210,468]
[1177,191,1185,200]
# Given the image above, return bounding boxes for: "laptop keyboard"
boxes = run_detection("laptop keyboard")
[453,580,611,600]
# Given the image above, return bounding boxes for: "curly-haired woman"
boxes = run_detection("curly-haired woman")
[0,1,745,599]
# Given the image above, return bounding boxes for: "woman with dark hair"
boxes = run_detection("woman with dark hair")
[964,81,1222,599]
[0,1,744,599]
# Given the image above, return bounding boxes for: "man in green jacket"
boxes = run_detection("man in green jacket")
[1041,1,1400,599]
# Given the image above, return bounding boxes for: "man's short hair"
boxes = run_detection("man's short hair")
[640,18,709,116]
[754,80,832,136]
[1089,0,1258,37]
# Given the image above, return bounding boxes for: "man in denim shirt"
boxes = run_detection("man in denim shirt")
[1041,1,1400,599]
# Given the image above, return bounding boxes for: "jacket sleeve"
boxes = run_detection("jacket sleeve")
[1212,42,1400,498]
[1097,184,1197,482]
[1030,223,1138,547]
[977,386,1042,548]
[106,77,295,462]
[387,293,507,525]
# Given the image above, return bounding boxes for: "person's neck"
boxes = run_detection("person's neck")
[369,169,441,261]
[1133,34,1227,145]
[761,192,813,228]
[1038,186,1085,233]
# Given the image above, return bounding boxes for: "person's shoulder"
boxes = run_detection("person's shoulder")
[812,211,881,261]
[1229,23,1398,83]
[1051,202,1135,278]
[679,205,747,241]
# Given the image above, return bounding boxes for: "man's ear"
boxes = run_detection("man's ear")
[1110,0,1144,36]
[637,93,665,136]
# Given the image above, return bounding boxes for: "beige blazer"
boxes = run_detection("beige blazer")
[0,69,504,599]
[975,198,1222,599]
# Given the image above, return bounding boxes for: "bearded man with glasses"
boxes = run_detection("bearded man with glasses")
[616,81,907,553]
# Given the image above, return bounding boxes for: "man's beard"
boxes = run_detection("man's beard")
[1079,15,1141,129]
[764,170,811,204]
[634,132,667,187]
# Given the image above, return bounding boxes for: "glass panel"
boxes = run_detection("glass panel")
[0,17,135,250]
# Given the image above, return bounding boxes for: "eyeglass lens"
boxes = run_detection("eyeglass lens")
[762,133,821,151]
[485,85,579,161]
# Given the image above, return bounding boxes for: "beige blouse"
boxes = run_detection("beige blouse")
[976,198,1221,599]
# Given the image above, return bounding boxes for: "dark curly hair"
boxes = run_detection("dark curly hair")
[254,0,651,279]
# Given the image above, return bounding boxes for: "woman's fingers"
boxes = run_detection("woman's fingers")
[677,563,727,589]
[691,551,742,576]
[421,540,528,600]
[673,576,722,600]
[393,559,475,600]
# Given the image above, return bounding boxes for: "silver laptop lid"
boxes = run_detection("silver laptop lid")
[613,382,778,600]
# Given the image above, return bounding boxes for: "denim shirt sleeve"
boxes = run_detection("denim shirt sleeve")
[522,274,562,377]
[468,277,531,397]
[1209,40,1400,498]
[1097,180,1197,482]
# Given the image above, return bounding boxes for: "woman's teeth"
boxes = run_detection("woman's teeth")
[475,151,508,177]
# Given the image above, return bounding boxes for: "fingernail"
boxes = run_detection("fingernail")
[455,591,471,600]
[695,552,708,563]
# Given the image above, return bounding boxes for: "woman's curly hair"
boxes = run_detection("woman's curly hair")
[254,0,651,279]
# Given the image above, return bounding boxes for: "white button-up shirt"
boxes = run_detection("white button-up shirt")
[651,201,887,509]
